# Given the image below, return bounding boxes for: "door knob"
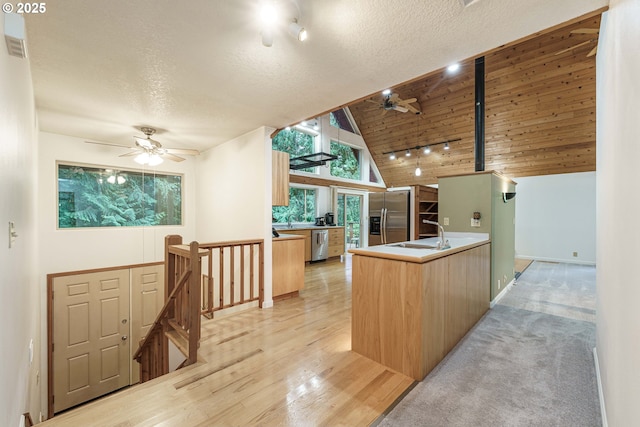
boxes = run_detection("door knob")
[121,335,128,341]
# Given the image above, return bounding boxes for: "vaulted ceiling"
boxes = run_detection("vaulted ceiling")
[24,0,607,156]
[348,13,601,187]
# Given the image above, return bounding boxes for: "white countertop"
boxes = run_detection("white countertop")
[348,232,490,263]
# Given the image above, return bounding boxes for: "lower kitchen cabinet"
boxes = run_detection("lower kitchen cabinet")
[277,227,345,261]
[272,235,305,300]
[328,227,345,257]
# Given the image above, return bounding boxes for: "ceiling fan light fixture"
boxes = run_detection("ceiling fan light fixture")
[447,63,460,73]
[382,89,392,96]
[134,152,150,165]
[148,154,164,166]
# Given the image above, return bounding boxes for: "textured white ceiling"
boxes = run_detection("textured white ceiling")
[24,0,608,152]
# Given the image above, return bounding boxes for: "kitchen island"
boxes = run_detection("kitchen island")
[349,233,490,380]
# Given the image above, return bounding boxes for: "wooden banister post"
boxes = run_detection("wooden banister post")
[188,241,200,364]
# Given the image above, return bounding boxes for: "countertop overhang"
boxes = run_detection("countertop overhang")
[348,232,490,263]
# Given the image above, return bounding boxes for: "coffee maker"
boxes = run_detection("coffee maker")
[324,212,335,226]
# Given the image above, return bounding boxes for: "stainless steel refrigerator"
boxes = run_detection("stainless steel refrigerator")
[368,190,410,246]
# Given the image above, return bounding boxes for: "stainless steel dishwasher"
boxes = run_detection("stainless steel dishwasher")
[311,229,329,261]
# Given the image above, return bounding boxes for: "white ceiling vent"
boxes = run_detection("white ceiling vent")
[4,13,27,58]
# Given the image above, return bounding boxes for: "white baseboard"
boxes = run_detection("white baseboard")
[593,347,608,427]
[516,255,596,266]
[490,278,515,308]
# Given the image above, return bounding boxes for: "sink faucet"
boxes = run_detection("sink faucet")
[423,220,451,250]
[287,214,293,229]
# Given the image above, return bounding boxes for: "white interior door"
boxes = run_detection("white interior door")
[52,270,131,413]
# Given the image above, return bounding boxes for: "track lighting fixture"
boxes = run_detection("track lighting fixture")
[382,138,460,160]
[288,20,307,41]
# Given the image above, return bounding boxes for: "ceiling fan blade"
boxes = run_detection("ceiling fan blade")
[554,39,593,56]
[397,98,417,105]
[365,99,380,105]
[587,45,598,57]
[571,28,599,34]
[85,140,131,148]
[165,148,200,155]
[162,153,186,162]
[388,93,400,102]
[392,105,409,113]
[118,150,140,158]
[406,104,422,114]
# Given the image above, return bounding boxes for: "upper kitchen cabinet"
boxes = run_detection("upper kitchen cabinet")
[438,171,516,301]
[272,150,289,206]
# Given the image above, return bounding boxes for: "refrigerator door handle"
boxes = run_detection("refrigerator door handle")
[381,208,387,244]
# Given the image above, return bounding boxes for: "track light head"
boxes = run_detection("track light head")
[423,146,431,154]
[389,152,396,160]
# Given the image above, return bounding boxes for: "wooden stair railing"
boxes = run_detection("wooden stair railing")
[133,235,206,382]
[199,239,265,318]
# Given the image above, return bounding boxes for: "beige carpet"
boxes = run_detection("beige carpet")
[377,261,600,426]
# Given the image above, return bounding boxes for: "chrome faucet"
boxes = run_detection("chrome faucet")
[287,214,293,229]
[423,220,450,250]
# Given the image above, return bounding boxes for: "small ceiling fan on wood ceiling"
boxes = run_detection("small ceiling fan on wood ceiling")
[554,28,599,57]
[85,127,200,165]
[366,91,422,115]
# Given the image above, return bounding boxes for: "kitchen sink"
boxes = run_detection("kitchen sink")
[388,243,439,249]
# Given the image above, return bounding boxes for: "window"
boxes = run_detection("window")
[330,140,361,180]
[272,187,317,223]
[329,109,358,134]
[272,128,316,173]
[57,163,182,228]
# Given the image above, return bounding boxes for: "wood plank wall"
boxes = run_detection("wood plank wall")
[349,14,600,187]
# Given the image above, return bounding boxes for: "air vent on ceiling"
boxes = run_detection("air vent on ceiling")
[4,13,27,58]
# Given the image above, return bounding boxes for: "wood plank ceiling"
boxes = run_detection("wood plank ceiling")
[348,14,600,187]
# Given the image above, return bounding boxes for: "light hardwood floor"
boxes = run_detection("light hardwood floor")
[43,255,415,426]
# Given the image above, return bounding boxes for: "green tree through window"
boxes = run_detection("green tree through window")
[272,187,316,223]
[330,140,361,180]
[58,164,182,228]
[272,128,316,173]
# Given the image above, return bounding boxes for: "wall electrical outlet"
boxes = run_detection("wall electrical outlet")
[471,218,481,227]
[9,221,18,248]
[573,251,578,257]
[443,217,449,226]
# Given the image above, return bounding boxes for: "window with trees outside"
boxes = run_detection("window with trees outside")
[58,163,182,228]
[272,128,316,173]
[272,187,317,224]
[330,140,361,180]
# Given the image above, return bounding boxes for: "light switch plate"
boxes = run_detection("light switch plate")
[9,221,17,248]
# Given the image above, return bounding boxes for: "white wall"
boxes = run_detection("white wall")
[195,127,273,306]
[515,172,596,264]
[596,1,640,425]
[37,131,197,418]
[0,14,40,426]
[38,132,197,273]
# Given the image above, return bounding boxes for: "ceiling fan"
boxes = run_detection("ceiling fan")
[554,28,599,57]
[366,92,422,115]
[86,127,200,165]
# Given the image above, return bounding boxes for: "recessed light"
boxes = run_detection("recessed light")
[447,63,460,73]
